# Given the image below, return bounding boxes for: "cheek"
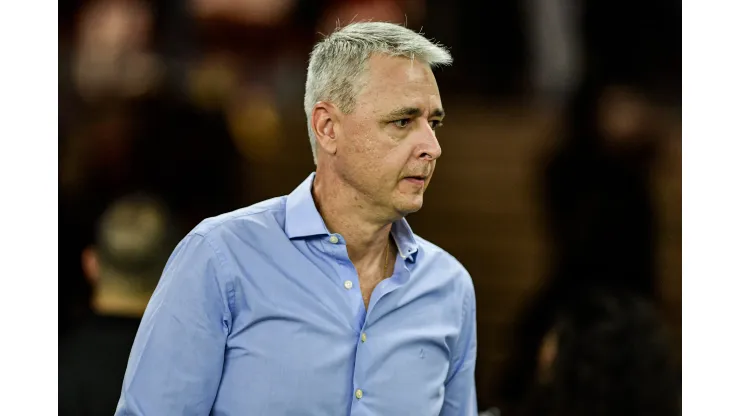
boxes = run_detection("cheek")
[414,164,433,193]
[338,132,386,180]
[345,134,384,168]
[345,127,389,163]
[341,123,413,180]
[424,162,437,188]
[342,118,379,153]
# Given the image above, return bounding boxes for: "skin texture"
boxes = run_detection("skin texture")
[310,54,444,307]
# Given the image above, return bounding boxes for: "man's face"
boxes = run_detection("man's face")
[334,54,444,218]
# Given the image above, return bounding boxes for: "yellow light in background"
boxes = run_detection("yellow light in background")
[187,54,240,111]
[226,88,283,162]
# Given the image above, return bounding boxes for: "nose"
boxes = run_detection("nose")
[415,123,442,161]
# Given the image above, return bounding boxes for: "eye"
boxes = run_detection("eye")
[393,119,411,128]
[429,120,443,130]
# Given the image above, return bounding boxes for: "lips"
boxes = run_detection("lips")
[403,175,427,187]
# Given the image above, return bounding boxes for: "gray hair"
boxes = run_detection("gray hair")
[304,21,453,164]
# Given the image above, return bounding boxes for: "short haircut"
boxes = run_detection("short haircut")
[304,21,452,163]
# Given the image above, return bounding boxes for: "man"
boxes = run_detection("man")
[59,194,179,416]
[116,22,477,415]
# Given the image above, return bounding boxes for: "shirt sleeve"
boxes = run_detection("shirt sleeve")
[115,233,233,416]
[440,280,478,416]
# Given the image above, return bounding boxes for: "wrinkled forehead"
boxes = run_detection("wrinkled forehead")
[354,54,442,115]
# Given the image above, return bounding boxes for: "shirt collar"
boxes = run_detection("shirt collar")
[285,173,330,239]
[391,217,420,263]
[285,173,420,262]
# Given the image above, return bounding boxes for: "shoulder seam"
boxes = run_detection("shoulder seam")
[192,206,278,237]
[193,233,237,322]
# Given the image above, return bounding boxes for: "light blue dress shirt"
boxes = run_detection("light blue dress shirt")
[116,173,477,415]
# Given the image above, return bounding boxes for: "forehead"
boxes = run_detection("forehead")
[354,54,442,114]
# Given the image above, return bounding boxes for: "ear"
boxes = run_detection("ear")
[81,246,100,287]
[311,101,340,157]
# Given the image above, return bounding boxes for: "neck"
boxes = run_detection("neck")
[312,168,395,267]
[92,289,151,318]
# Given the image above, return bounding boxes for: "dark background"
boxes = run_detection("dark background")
[58,0,681,410]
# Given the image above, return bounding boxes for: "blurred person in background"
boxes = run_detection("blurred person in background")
[498,78,668,413]
[62,0,244,223]
[71,0,163,103]
[115,22,477,415]
[518,287,680,416]
[59,0,249,339]
[59,194,180,416]
[524,0,583,111]
[542,78,661,297]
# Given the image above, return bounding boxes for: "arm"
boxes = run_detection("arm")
[440,285,478,416]
[115,233,233,416]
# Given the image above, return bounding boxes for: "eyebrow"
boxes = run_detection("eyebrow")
[385,107,445,120]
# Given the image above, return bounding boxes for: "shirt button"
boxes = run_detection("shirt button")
[329,235,339,244]
[361,333,367,343]
[355,389,363,399]
[344,280,353,290]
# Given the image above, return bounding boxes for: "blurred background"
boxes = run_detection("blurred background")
[58,0,681,414]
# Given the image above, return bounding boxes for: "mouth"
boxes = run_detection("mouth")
[403,175,427,186]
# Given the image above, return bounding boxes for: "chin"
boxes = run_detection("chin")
[395,198,424,217]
